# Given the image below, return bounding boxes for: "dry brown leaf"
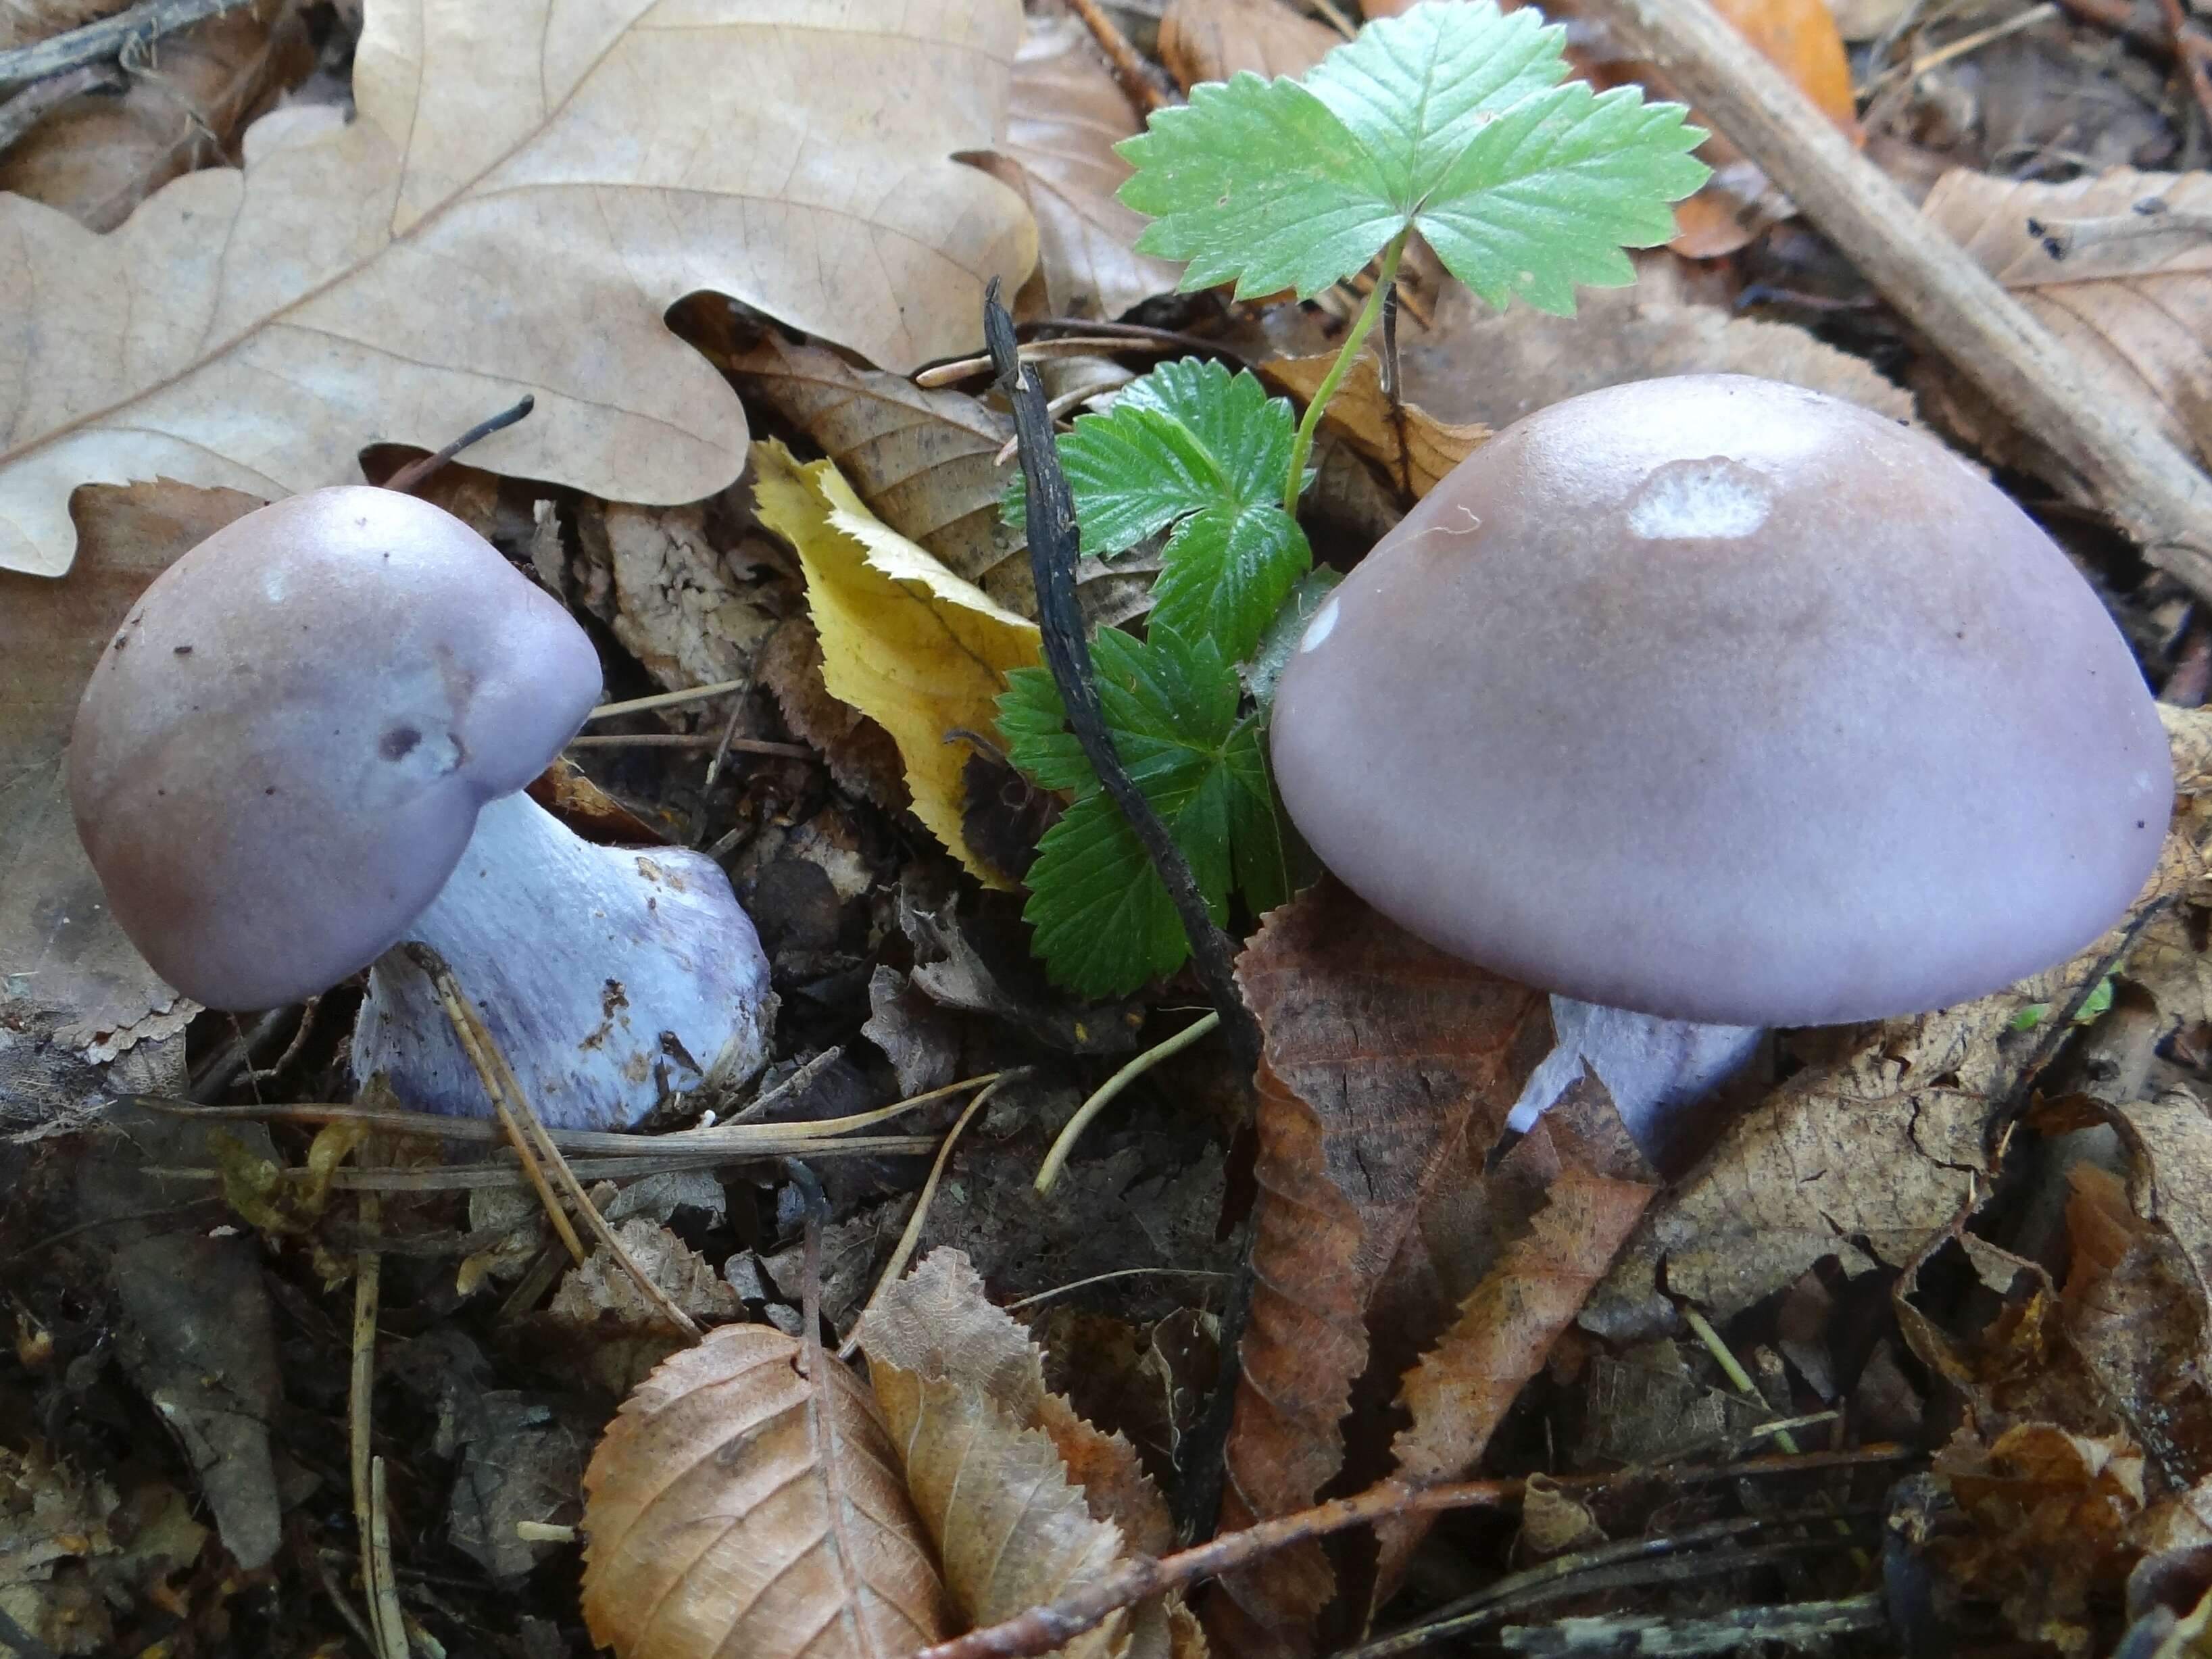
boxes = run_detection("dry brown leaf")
[1920,168,2212,479]
[758,618,909,810]
[857,1249,1174,1556]
[0,479,257,1055]
[964,16,1183,321]
[2119,1091,2212,1330]
[1934,1422,2147,1656]
[859,1252,1188,1659]
[1219,880,1548,1658]
[572,499,781,696]
[1158,0,1339,89]
[0,0,310,232]
[0,0,1037,578]
[2056,1162,2212,1493]
[1257,354,1488,501]
[1396,260,1915,432]
[545,1218,741,1397]
[581,1322,953,1659]
[1369,1094,1658,1602]
[722,330,1025,604]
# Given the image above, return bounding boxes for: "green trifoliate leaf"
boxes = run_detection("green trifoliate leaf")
[1009,360,1312,662]
[996,626,1288,999]
[1116,0,1709,308]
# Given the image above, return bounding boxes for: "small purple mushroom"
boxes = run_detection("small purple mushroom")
[1271,375,2173,1161]
[68,486,772,1129]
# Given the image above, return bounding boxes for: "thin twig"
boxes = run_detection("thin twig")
[566,733,812,757]
[139,1141,938,1190]
[983,279,1262,1077]
[132,1068,979,1153]
[912,1444,1915,1659]
[1035,1012,1221,1193]
[1021,317,1252,363]
[366,1459,408,1659]
[1594,0,2212,599]
[917,337,1190,389]
[242,995,320,1086]
[1004,1266,1231,1312]
[587,678,750,720]
[409,944,586,1264]
[0,61,118,153]
[839,1074,1014,1358]
[1346,1511,1882,1659]
[0,0,243,85]
[349,1179,408,1659]
[382,395,535,494]
[1065,0,1168,113]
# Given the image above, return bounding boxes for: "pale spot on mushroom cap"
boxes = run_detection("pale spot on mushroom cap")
[1625,457,1775,540]
[1300,596,1340,653]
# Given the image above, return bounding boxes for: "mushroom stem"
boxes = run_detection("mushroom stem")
[1508,997,1767,1175]
[351,792,773,1130]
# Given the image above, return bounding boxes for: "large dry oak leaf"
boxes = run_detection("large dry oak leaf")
[0,0,1037,577]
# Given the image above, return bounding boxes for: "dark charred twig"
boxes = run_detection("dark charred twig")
[1344,1509,1882,1659]
[1991,896,2171,1153]
[786,1158,829,1374]
[382,395,535,494]
[1494,1593,1890,1654]
[2028,200,2212,260]
[983,278,1262,1078]
[0,1602,60,1659]
[0,0,243,86]
[912,1444,1915,1659]
[0,62,118,154]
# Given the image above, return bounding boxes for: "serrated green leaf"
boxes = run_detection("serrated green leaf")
[998,665,1093,793]
[1150,503,1309,664]
[1421,83,1710,314]
[996,627,1294,997]
[1116,0,1709,305]
[1023,795,1192,999]
[1303,1,1567,205]
[1021,360,1311,661]
[1120,74,1398,301]
[1223,721,1293,919]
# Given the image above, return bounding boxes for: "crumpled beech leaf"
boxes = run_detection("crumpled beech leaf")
[0,0,1037,577]
[580,1322,952,1659]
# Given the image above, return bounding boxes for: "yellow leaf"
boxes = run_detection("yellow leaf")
[754,441,1041,889]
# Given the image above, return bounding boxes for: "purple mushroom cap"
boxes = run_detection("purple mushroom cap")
[1270,374,2173,1028]
[68,485,602,1011]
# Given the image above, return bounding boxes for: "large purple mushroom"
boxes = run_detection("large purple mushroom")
[1270,374,2172,1161]
[68,486,772,1130]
